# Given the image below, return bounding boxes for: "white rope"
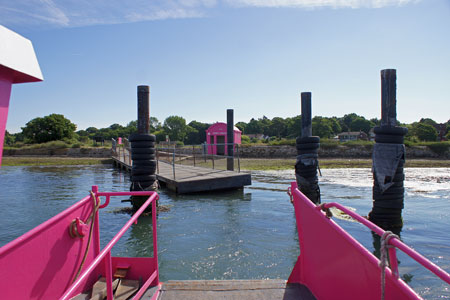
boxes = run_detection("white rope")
[379,231,399,300]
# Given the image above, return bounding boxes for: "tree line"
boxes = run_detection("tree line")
[4,113,450,146]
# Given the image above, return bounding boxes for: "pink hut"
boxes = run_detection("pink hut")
[206,122,241,155]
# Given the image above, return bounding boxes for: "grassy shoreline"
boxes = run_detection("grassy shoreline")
[2,156,450,169]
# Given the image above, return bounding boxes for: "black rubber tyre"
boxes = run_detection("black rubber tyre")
[296,136,320,144]
[131,141,156,148]
[375,134,404,144]
[374,126,408,136]
[131,174,157,182]
[131,166,157,175]
[373,191,403,200]
[393,173,405,182]
[374,173,405,183]
[371,207,403,214]
[296,154,318,160]
[296,143,320,150]
[298,170,317,177]
[373,186,404,195]
[297,148,319,155]
[395,167,404,174]
[132,159,157,167]
[296,164,317,171]
[129,134,156,142]
[390,181,404,188]
[131,153,156,160]
[131,148,156,155]
[131,181,156,191]
[372,200,404,209]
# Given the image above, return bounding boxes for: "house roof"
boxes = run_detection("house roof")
[338,131,367,136]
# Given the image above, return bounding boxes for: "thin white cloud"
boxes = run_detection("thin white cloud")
[225,0,417,8]
[0,0,418,28]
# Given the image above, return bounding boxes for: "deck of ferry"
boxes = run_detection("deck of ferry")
[142,280,316,300]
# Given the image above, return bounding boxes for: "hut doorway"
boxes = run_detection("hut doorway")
[216,135,225,155]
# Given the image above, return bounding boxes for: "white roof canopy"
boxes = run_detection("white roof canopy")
[0,25,43,83]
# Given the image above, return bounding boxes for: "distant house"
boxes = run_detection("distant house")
[433,124,447,141]
[338,131,368,142]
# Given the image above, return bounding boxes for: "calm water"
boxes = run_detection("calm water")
[0,165,449,298]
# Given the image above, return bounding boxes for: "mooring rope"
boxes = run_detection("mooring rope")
[70,191,100,284]
[379,231,399,300]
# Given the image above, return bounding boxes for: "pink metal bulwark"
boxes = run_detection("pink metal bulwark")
[288,181,450,299]
[0,186,160,300]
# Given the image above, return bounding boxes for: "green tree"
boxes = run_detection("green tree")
[235,122,247,133]
[150,117,161,132]
[186,120,210,144]
[268,117,287,138]
[163,116,189,142]
[413,123,438,141]
[3,130,15,146]
[350,117,373,134]
[419,118,437,127]
[286,115,302,138]
[329,117,342,135]
[22,114,76,143]
[312,116,334,138]
[245,118,262,134]
[340,113,359,132]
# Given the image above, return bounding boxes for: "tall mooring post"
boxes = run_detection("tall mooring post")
[369,69,407,230]
[129,85,158,210]
[295,92,320,204]
[137,86,150,134]
[227,109,234,171]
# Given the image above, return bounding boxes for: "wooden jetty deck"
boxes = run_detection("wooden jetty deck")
[112,151,251,193]
[142,280,316,300]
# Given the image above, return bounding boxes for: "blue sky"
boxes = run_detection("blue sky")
[2,0,450,133]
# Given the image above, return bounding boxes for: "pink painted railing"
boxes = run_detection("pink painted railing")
[288,181,450,300]
[0,186,160,300]
[61,186,160,300]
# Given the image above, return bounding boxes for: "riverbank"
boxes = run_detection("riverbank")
[239,158,450,170]
[3,156,450,169]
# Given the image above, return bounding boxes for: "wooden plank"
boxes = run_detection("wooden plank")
[114,279,139,300]
[89,277,119,300]
[112,152,251,194]
[157,280,316,300]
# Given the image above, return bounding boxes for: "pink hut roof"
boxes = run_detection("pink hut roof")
[206,122,241,133]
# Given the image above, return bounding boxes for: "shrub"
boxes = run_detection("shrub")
[425,142,450,156]
[319,139,339,150]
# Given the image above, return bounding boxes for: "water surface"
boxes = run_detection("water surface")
[0,165,449,298]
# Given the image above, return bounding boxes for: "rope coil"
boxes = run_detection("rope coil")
[70,191,100,284]
[379,231,399,300]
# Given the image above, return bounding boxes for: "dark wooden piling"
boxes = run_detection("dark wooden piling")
[301,92,312,138]
[137,85,150,134]
[369,69,407,230]
[130,85,157,210]
[295,92,320,204]
[227,109,234,171]
[380,69,397,127]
